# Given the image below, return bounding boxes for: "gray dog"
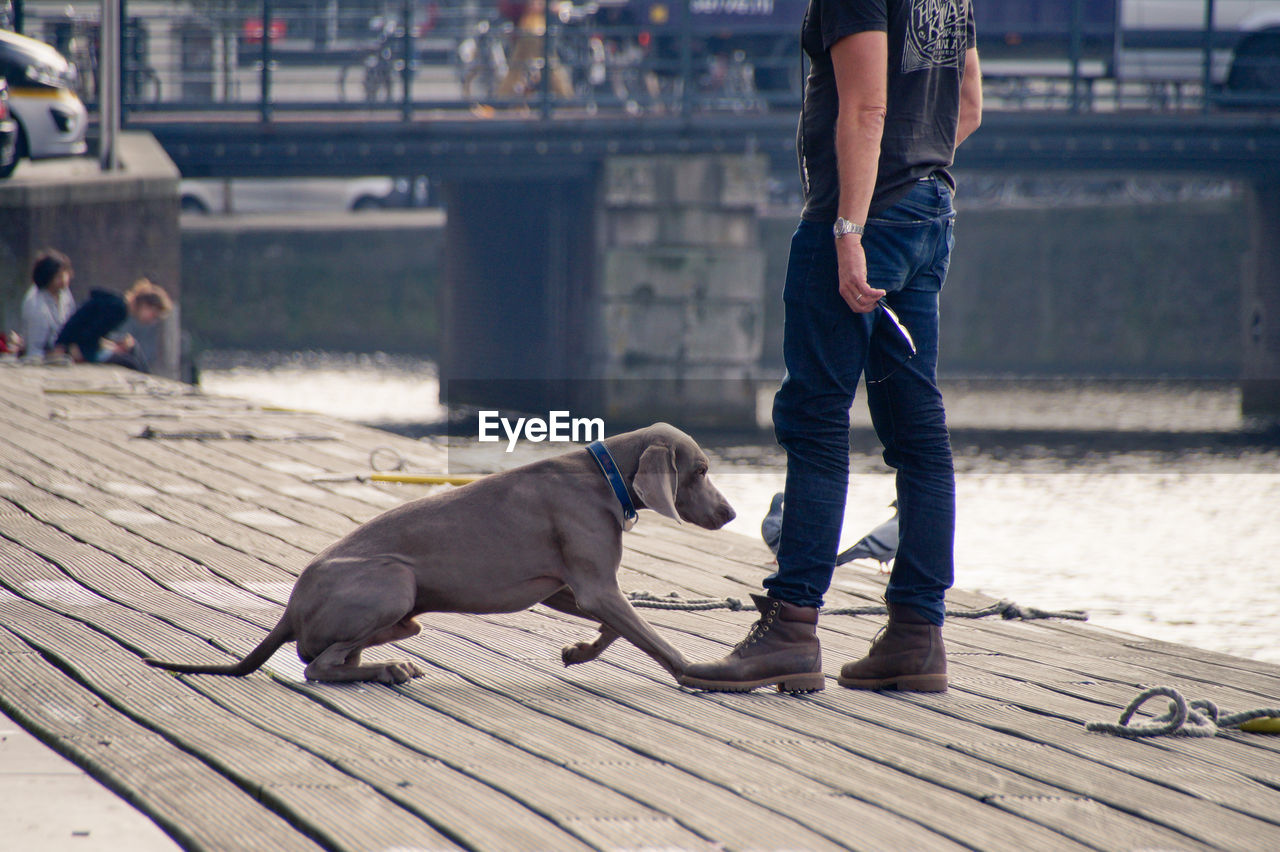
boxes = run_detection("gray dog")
[144,423,735,684]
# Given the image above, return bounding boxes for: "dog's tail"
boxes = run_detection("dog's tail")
[143,617,294,677]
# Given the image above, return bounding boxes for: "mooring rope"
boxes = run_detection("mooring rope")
[824,599,1088,621]
[627,591,748,611]
[625,591,1087,621]
[369,446,408,472]
[1086,686,1280,738]
[134,425,335,442]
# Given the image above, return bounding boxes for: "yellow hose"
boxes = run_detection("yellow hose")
[368,473,481,486]
[1240,717,1280,734]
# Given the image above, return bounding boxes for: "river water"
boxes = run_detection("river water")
[200,351,1280,665]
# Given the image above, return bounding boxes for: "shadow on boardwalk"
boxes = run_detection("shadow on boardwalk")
[2,365,1279,851]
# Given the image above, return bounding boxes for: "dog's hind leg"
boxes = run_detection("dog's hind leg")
[296,556,426,684]
[540,588,620,666]
[303,618,426,684]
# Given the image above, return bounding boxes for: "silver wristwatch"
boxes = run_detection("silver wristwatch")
[833,217,865,239]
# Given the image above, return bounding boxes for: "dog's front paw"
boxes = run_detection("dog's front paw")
[380,661,426,684]
[561,642,601,667]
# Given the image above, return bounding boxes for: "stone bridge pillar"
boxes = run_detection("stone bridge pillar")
[593,154,767,429]
[439,171,598,415]
[1243,179,1280,422]
[440,154,768,432]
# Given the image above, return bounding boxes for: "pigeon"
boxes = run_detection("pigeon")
[761,491,785,555]
[836,500,899,572]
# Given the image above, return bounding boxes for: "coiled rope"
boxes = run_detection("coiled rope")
[625,591,1087,621]
[825,599,1088,621]
[1086,686,1280,738]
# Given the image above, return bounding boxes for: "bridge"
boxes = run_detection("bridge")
[133,111,1280,179]
[9,0,1276,178]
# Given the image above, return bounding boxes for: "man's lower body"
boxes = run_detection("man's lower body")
[680,177,957,693]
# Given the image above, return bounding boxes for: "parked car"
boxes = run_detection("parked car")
[0,79,18,178]
[0,29,88,163]
[1108,1,1280,97]
[179,177,402,215]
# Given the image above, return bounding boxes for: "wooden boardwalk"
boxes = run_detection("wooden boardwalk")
[2,364,1279,852]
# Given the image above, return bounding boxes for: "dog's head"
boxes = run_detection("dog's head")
[630,423,736,530]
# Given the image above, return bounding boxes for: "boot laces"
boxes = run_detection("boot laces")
[732,608,777,653]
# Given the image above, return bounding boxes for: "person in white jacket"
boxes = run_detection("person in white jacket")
[21,248,76,361]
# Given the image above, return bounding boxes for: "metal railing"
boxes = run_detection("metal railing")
[8,0,1280,120]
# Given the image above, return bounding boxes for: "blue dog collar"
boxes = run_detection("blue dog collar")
[587,441,638,531]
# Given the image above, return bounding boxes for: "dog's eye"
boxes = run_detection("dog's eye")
[696,465,708,478]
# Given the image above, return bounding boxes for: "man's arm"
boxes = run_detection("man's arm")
[831,30,889,314]
[956,47,982,148]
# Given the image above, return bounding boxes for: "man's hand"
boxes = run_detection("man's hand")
[837,235,884,313]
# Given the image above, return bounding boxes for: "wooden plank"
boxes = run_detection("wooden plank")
[0,626,325,852]
[0,427,319,571]
[950,677,1280,798]
[355,624,864,849]
[194,676,710,851]
[810,692,1280,851]
[192,682,603,851]
[0,493,286,635]
[24,383,445,524]
[0,599,462,851]
[500,608,1280,851]
[398,617,1097,851]
[5,365,1280,852]
[988,795,1214,852]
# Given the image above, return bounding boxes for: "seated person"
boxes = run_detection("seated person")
[21,249,77,361]
[53,279,172,373]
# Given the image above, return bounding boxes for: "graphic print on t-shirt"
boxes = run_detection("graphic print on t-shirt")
[901,0,967,73]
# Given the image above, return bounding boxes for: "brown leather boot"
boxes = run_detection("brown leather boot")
[838,603,948,692]
[678,594,824,693]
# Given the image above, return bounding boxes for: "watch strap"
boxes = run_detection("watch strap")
[834,217,865,238]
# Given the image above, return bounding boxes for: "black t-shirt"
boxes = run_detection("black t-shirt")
[55,288,127,362]
[799,0,976,220]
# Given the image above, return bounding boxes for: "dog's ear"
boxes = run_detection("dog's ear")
[633,444,681,523]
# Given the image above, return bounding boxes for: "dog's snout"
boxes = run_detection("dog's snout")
[698,496,735,530]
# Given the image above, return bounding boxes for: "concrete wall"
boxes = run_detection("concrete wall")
[179,191,1249,379]
[180,210,445,355]
[1242,181,1280,415]
[0,133,182,377]
[593,155,768,427]
[760,195,1248,377]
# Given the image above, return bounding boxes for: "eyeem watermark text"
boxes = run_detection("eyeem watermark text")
[478,410,605,452]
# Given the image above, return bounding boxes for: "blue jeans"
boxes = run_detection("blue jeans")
[765,177,956,625]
